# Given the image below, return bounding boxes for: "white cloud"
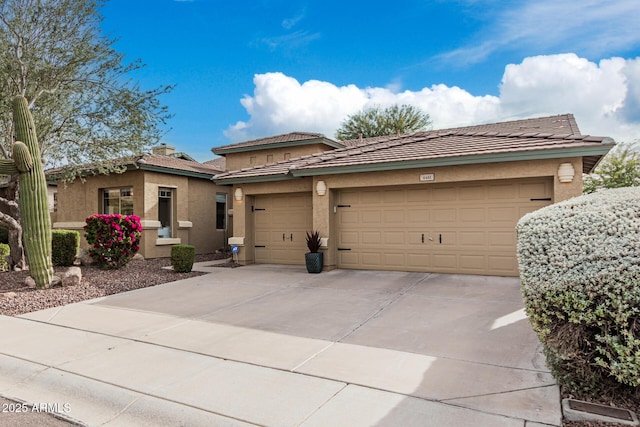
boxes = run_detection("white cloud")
[254,31,320,52]
[282,9,305,30]
[438,0,640,65]
[225,54,640,143]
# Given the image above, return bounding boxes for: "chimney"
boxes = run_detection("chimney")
[152,143,175,156]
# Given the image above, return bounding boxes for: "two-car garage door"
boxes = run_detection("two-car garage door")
[336,178,553,276]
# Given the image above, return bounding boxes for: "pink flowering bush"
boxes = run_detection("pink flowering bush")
[84,214,142,269]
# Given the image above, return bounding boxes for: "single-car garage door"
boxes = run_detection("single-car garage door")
[336,178,553,276]
[253,192,312,265]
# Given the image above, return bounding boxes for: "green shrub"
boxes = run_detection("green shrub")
[84,214,142,269]
[0,225,8,244]
[0,243,9,272]
[52,229,80,266]
[171,244,195,273]
[516,187,640,396]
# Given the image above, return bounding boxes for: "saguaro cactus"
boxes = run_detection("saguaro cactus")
[0,96,54,288]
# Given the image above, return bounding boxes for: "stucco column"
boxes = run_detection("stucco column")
[312,177,335,270]
[554,158,583,202]
[231,188,255,265]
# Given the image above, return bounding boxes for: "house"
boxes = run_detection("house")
[213,115,614,276]
[50,144,232,259]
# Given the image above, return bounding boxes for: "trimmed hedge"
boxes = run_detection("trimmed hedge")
[52,229,80,266]
[516,187,640,395]
[0,243,9,272]
[171,244,195,273]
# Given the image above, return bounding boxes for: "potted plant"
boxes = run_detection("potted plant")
[305,231,323,273]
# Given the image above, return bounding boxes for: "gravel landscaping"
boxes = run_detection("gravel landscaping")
[0,253,226,317]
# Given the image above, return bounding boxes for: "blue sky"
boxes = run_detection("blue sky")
[100,0,640,162]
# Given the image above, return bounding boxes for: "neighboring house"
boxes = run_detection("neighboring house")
[213,115,614,276]
[49,144,232,259]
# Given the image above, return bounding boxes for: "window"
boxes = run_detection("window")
[102,188,133,215]
[267,154,273,163]
[52,192,58,213]
[158,188,173,238]
[284,152,291,160]
[216,193,226,230]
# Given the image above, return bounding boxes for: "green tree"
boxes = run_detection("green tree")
[583,142,640,193]
[335,104,432,141]
[0,0,173,269]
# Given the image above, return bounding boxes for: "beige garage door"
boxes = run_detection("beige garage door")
[336,178,553,276]
[254,192,312,265]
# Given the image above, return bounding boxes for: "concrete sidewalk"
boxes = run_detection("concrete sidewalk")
[0,264,561,426]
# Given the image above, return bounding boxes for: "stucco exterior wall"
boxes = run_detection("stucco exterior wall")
[230,157,584,269]
[224,143,332,171]
[53,169,231,259]
[188,178,231,254]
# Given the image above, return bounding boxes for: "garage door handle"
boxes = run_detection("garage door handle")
[255,245,266,248]
[282,233,285,241]
[337,248,351,251]
[290,233,293,241]
[421,233,424,243]
[530,198,552,201]
[439,234,442,244]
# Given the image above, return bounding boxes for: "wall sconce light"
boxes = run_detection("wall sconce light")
[557,163,575,183]
[316,180,327,196]
[234,187,244,201]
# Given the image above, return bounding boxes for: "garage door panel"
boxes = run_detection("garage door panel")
[459,231,486,246]
[488,231,514,246]
[360,191,382,204]
[433,187,456,201]
[488,184,517,199]
[432,209,457,223]
[459,185,486,200]
[362,231,382,244]
[384,253,406,267]
[488,207,517,222]
[336,177,552,276]
[361,252,382,266]
[433,254,457,269]
[406,188,431,202]
[254,193,312,265]
[459,208,486,223]
[459,255,486,270]
[384,210,405,224]
[383,191,405,203]
[339,231,359,245]
[360,210,382,224]
[407,254,430,268]
[519,181,550,199]
[488,256,517,274]
[339,211,359,224]
[339,251,358,266]
[384,231,407,245]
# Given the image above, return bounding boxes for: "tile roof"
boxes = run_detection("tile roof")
[212,132,344,154]
[339,114,581,147]
[203,157,226,170]
[138,153,224,175]
[47,152,224,180]
[215,115,613,183]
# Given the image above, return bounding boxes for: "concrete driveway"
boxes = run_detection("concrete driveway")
[0,263,561,426]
